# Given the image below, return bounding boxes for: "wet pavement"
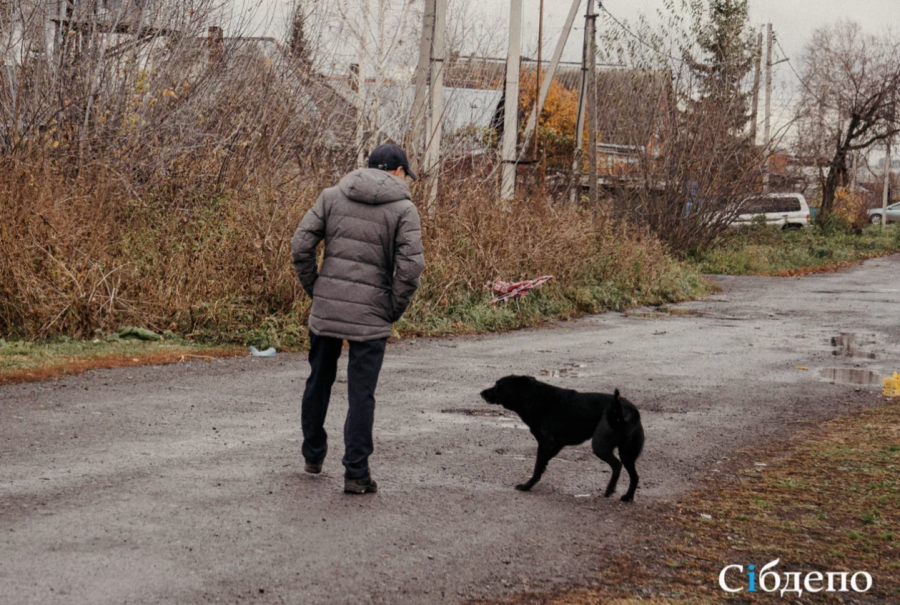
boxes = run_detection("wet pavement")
[1,255,898,605]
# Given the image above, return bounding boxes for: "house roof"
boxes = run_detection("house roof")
[368,83,502,145]
[174,37,670,156]
[443,56,671,147]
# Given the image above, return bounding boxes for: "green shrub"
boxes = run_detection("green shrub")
[693,224,900,276]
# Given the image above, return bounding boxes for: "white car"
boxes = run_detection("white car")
[731,193,811,230]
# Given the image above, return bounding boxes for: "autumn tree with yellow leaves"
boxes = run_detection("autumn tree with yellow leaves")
[517,70,582,171]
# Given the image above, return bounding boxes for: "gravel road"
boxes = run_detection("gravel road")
[2,255,898,605]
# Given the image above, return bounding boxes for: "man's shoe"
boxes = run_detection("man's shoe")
[344,475,378,494]
[304,459,324,474]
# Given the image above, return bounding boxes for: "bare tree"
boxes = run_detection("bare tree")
[795,21,900,215]
[597,0,765,252]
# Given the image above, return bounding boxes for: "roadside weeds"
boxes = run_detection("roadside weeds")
[693,225,900,276]
[0,340,243,387]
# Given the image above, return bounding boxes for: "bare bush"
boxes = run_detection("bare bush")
[1,152,700,342]
[0,0,358,338]
[0,1,705,342]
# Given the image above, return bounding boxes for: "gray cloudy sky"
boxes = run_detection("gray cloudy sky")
[501,0,897,125]
[250,1,896,59]
[249,1,896,75]
[244,0,897,135]
[472,0,894,60]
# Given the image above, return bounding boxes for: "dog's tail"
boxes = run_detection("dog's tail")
[610,389,624,426]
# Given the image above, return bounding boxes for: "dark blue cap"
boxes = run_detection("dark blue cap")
[367,144,418,180]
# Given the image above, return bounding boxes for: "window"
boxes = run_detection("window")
[743,197,801,214]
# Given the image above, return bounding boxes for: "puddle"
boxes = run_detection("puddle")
[813,290,881,294]
[540,363,583,378]
[664,308,705,316]
[441,408,507,418]
[819,368,882,387]
[625,312,664,319]
[831,333,878,360]
[625,307,706,319]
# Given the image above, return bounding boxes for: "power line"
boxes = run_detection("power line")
[774,37,829,108]
[600,3,756,69]
[774,40,803,83]
[597,3,689,66]
[598,5,818,119]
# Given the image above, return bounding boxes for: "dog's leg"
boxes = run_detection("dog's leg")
[618,439,642,502]
[620,457,639,502]
[516,443,561,491]
[593,448,622,497]
[592,426,623,497]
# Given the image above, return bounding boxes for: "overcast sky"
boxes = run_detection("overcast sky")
[465,0,895,61]
[248,1,897,78]
[248,0,897,60]
[240,0,898,147]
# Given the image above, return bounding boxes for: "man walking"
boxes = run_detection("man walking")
[291,144,425,494]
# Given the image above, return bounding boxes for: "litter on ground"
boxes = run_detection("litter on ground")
[488,276,553,305]
[250,346,277,358]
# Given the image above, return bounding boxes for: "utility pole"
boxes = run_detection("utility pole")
[762,23,773,193]
[587,0,598,208]
[409,0,435,168]
[355,2,369,169]
[749,30,762,145]
[569,0,591,205]
[500,0,523,201]
[533,0,544,160]
[424,0,446,209]
[521,0,581,164]
[372,0,387,148]
[883,140,892,230]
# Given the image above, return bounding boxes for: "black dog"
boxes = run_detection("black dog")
[481,375,644,502]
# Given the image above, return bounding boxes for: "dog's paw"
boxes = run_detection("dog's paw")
[620,493,634,503]
[603,489,615,498]
[515,483,533,492]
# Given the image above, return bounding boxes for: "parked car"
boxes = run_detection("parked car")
[868,202,900,225]
[731,193,811,230]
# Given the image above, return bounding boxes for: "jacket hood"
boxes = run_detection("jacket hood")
[338,168,412,205]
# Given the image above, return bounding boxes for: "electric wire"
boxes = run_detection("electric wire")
[597,2,690,66]
[774,37,830,109]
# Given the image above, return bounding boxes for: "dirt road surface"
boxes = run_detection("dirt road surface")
[2,256,898,605]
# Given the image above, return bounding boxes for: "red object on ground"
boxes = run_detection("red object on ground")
[487,276,554,305]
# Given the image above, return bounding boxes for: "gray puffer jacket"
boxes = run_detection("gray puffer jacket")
[291,169,425,341]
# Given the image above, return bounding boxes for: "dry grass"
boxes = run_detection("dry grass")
[0,347,247,386]
[475,401,900,605]
[0,161,308,344]
[0,339,243,386]
[1,161,708,348]
[398,181,708,338]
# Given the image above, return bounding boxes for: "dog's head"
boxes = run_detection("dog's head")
[480,375,537,412]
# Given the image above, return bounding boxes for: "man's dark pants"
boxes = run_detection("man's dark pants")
[301,332,387,479]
